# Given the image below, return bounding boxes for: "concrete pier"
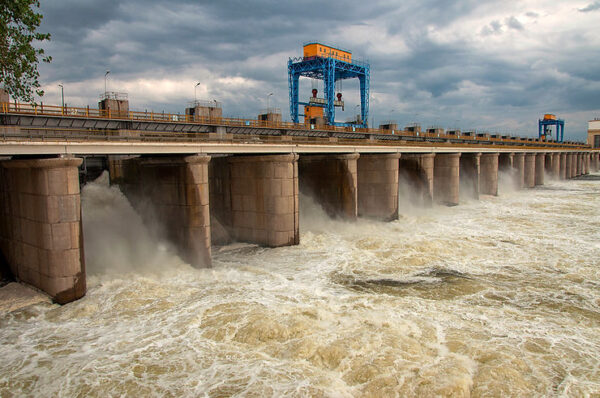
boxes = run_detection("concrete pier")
[137,155,212,267]
[584,153,590,175]
[459,153,480,199]
[560,153,567,179]
[573,153,579,177]
[593,152,599,172]
[513,153,525,188]
[588,153,592,174]
[299,154,359,219]
[566,153,573,178]
[227,154,299,247]
[434,153,461,206]
[549,153,560,179]
[357,154,400,220]
[524,153,536,188]
[398,153,435,207]
[480,153,499,196]
[0,157,85,304]
[535,153,545,186]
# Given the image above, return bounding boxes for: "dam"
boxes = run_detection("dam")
[0,97,598,304]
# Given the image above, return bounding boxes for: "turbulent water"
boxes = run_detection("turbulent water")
[1,171,599,397]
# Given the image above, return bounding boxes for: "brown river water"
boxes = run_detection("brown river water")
[0,171,599,397]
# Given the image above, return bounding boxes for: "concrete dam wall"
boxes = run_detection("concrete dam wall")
[0,150,598,303]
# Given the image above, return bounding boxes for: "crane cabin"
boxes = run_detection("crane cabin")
[303,42,352,62]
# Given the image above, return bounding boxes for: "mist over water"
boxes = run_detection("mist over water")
[0,172,599,397]
[80,172,184,278]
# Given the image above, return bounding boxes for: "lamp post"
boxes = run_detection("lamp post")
[194,82,200,103]
[267,92,273,111]
[104,70,110,95]
[58,84,64,109]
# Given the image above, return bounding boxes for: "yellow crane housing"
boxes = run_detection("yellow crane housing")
[303,42,352,62]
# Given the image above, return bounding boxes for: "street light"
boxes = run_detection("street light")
[267,92,273,111]
[104,70,110,95]
[58,84,64,109]
[194,82,200,103]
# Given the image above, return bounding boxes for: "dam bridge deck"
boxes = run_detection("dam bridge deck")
[0,102,590,156]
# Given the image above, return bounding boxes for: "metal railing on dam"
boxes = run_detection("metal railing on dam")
[0,101,590,153]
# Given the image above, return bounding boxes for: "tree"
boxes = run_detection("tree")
[0,0,51,102]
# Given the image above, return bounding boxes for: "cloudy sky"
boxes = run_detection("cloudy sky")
[35,0,600,141]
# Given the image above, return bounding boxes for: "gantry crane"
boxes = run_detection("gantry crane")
[539,114,565,142]
[288,42,370,128]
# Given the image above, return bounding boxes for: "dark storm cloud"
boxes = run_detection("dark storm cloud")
[383,0,496,35]
[41,0,122,41]
[34,0,599,139]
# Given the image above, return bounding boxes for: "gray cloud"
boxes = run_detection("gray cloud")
[481,20,503,36]
[505,16,524,30]
[579,1,600,12]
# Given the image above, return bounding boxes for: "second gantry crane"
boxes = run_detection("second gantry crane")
[538,114,565,142]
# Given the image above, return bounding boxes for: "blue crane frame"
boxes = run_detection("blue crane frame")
[538,117,565,142]
[288,55,370,128]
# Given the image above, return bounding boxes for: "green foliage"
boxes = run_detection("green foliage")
[0,0,51,102]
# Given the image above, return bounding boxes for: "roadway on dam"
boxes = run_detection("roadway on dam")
[0,139,577,156]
